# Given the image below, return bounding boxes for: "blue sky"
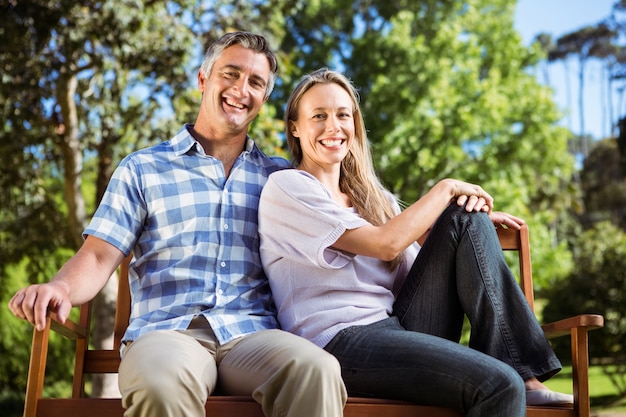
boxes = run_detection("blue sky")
[514,0,618,139]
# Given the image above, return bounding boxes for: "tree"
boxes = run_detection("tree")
[543,102,626,402]
[1,0,293,407]
[1,0,590,411]
[543,221,626,399]
[579,139,626,230]
[276,0,577,288]
[532,32,555,85]
[0,0,200,401]
[551,24,617,152]
[608,1,626,137]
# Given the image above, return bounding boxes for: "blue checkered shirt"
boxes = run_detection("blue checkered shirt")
[84,125,290,344]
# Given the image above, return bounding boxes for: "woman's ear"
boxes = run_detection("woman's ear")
[290,122,299,138]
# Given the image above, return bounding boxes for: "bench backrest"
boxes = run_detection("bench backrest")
[73,224,533,393]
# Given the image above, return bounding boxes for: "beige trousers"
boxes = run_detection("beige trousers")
[118,317,346,417]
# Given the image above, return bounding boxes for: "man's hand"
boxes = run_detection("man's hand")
[9,281,72,331]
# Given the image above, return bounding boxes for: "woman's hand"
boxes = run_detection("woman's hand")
[488,211,525,230]
[455,194,492,213]
[441,179,494,213]
[439,179,524,229]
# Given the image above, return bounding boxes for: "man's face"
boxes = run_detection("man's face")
[198,44,271,136]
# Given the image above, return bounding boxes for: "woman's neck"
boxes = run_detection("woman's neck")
[298,163,351,208]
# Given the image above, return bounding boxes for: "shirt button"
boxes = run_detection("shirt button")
[223,224,229,230]
[218,289,224,295]
[220,261,226,267]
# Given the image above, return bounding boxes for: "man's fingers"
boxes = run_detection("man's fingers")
[21,289,39,327]
[56,301,72,324]
[33,287,58,331]
[9,285,55,331]
[8,291,27,320]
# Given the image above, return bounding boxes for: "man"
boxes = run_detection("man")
[8,31,346,417]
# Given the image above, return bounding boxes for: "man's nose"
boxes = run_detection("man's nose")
[232,77,249,97]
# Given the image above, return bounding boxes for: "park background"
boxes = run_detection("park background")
[1,0,625,415]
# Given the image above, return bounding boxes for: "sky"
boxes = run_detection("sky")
[514,0,618,139]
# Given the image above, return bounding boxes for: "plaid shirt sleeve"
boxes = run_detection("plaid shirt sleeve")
[84,126,290,345]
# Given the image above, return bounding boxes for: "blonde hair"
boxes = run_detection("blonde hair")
[285,68,402,268]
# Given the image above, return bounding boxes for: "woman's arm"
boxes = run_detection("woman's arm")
[332,178,514,261]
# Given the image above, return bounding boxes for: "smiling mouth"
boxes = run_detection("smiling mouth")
[224,97,245,110]
[320,139,345,147]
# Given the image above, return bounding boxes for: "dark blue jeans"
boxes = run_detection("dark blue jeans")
[324,205,561,417]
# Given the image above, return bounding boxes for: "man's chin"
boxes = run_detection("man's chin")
[224,114,257,131]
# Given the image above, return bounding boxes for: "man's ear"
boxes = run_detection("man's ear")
[198,70,206,92]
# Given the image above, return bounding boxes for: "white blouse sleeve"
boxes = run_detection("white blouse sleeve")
[258,170,369,269]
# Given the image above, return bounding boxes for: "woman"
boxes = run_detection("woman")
[258,68,572,416]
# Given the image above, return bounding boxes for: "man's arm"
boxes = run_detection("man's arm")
[8,235,126,330]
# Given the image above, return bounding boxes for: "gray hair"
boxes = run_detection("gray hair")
[200,31,278,100]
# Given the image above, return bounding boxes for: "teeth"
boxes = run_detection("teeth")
[225,98,244,109]
[321,139,343,147]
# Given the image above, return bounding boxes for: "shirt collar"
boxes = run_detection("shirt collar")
[171,124,256,158]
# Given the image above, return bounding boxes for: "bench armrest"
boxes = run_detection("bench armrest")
[541,314,604,338]
[48,312,88,340]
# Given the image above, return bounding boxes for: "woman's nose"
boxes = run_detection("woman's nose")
[326,117,340,132]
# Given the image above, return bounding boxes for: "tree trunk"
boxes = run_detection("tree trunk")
[563,61,574,133]
[91,273,120,397]
[56,71,86,247]
[578,56,588,157]
[56,70,118,398]
[607,63,615,138]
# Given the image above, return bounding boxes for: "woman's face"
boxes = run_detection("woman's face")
[290,83,355,171]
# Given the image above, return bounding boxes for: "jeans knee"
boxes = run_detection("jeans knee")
[442,203,491,226]
[507,370,526,397]
[489,364,526,403]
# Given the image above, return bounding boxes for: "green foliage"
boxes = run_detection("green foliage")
[544,365,626,410]
[272,0,577,289]
[0,0,201,401]
[0,256,76,413]
[543,222,626,396]
[580,138,626,230]
[0,0,199,258]
[2,0,617,408]
[250,104,289,160]
[525,213,575,291]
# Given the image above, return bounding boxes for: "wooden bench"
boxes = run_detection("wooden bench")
[22,224,604,417]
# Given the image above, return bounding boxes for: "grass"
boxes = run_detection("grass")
[544,365,626,413]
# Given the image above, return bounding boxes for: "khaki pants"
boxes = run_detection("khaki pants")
[118,317,346,417]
